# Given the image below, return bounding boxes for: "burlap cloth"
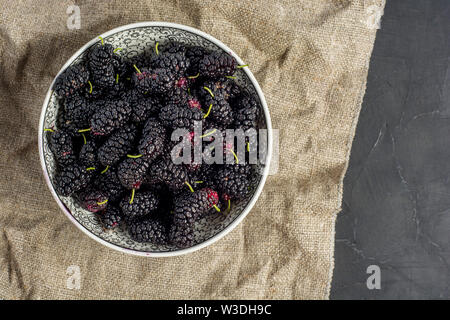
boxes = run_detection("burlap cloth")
[0,0,384,299]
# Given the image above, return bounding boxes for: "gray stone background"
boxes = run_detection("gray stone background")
[331,0,450,299]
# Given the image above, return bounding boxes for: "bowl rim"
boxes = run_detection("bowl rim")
[38,21,273,257]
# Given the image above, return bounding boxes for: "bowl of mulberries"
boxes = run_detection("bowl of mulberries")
[39,22,272,256]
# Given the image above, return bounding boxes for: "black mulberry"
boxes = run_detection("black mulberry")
[198,52,236,78]
[203,78,242,102]
[49,129,76,166]
[79,140,99,167]
[90,63,116,89]
[95,168,125,203]
[213,164,250,200]
[54,64,90,98]
[159,103,203,131]
[233,95,260,131]
[172,188,219,226]
[186,46,210,75]
[77,188,108,212]
[147,157,188,191]
[117,157,149,189]
[64,94,96,128]
[169,223,194,248]
[131,95,161,123]
[132,67,176,94]
[90,100,132,136]
[54,164,94,196]
[120,191,159,218]
[138,118,166,161]
[88,43,114,69]
[98,124,137,167]
[201,89,234,126]
[99,205,122,229]
[151,52,189,76]
[129,218,167,243]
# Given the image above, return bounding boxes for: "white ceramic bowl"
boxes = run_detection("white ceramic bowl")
[39,22,272,257]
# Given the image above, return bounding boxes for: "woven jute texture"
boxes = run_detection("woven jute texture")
[0,0,384,299]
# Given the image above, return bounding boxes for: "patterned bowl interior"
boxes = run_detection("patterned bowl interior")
[42,25,268,254]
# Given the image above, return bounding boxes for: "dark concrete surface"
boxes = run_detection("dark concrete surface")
[331,0,450,299]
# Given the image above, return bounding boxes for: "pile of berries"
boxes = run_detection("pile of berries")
[48,38,260,248]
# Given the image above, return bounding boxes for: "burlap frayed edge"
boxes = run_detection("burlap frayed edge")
[325,21,383,298]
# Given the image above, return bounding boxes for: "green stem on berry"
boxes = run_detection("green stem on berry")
[86,167,96,171]
[133,64,142,74]
[188,73,200,79]
[101,166,109,174]
[155,42,160,55]
[203,103,213,119]
[88,81,93,94]
[225,75,236,79]
[228,148,239,164]
[98,36,104,45]
[200,128,216,138]
[237,64,248,68]
[113,47,122,53]
[195,181,203,184]
[203,86,215,98]
[78,128,91,133]
[97,199,108,205]
[213,204,221,212]
[116,74,119,84]
[127,154,143,159]
[185,181,194,193]
[126,77,131,81]
[44,128,54,133]
[81,133,87,145]
[129,189,135,204]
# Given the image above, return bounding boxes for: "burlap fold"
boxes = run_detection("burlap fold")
[0,0,383,299]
